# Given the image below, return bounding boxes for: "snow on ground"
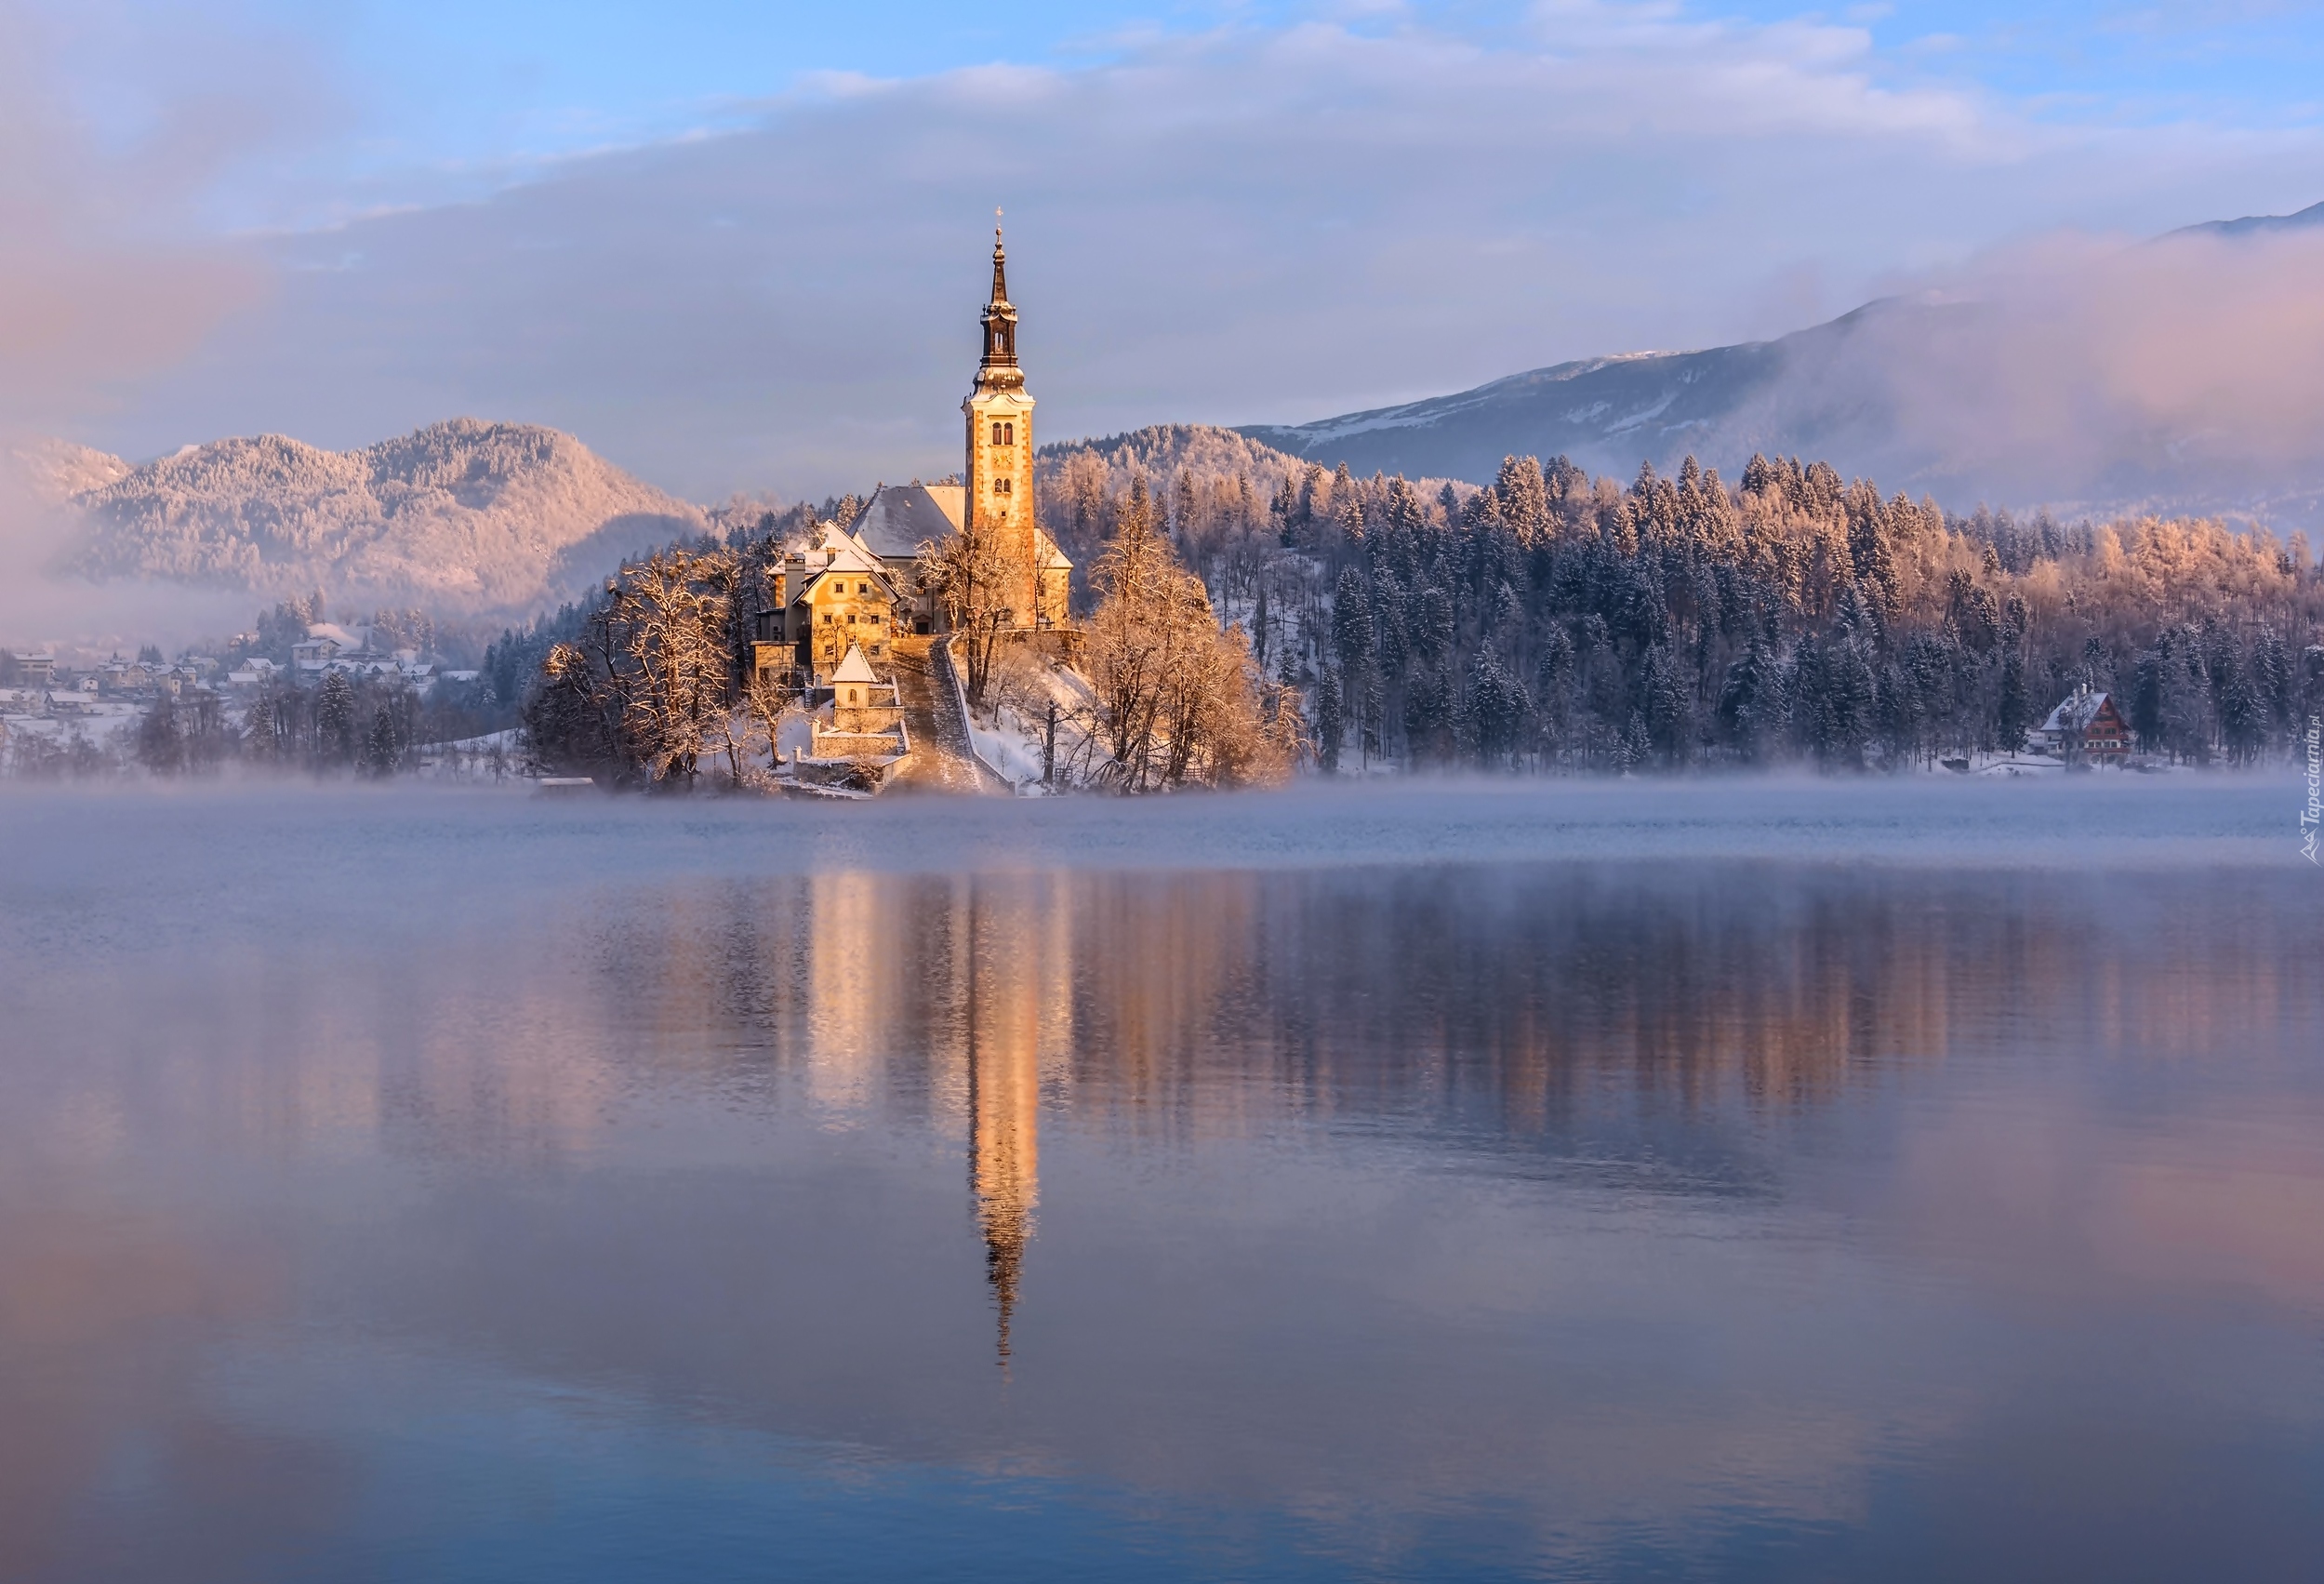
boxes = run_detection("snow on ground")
[2,703,142,752]
[967,713,1050,792]
[430,727,524,753]
[970,651,1101,793]
[416,728,526,785]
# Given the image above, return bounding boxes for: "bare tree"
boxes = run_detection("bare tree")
[921,527,1026,708]
[525,547,741,787]
[1083,478,1293,792]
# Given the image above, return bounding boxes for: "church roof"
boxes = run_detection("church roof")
[851,483,965,560]
[831,645,880,685]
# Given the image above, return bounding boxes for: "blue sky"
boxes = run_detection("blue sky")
[7,0,2323,498]
[219,0,2324,180]
[41,0,2324,226]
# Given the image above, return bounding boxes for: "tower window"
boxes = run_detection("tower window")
[993,476,1013,494]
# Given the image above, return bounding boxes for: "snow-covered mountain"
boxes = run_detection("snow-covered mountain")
[1243,201,2324,526]
[2171,196,2324,240]
[44,419,705,617]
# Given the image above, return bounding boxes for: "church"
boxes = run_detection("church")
[757,226,1074,689]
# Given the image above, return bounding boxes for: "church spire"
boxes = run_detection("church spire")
[976,214,1021,390]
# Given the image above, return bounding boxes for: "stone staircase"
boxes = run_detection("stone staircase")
[887,637,1009,795]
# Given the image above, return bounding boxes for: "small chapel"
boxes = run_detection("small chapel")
[756,226,1073,690]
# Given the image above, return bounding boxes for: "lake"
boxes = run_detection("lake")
[1,778,2318,1582]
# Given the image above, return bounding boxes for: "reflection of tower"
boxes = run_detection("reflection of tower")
[961,878,1065,1366]
[968,1018,1036,1366]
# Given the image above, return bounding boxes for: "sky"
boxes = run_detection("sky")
[5,0,2323,501]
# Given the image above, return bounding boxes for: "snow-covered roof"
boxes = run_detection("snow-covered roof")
[850,483,965,559]
[831,645,880,685]
[2039,688,2117,735]
[305,622,365,649]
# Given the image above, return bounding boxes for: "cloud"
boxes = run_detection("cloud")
[1727,223,2324,515]
[0,0,304,427]
[44,6,2324,512]
[0,0,340,647]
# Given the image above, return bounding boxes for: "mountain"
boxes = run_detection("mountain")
[1242,201,2324,527]
[2170,198,2324,240]
[1237,299,2035,500]
[9,437,133,502]
[1240,323,1807,491]
[49,419,705,616]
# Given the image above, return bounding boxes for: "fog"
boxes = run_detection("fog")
[0,0,288,651]
[1753,224,2324,519]
[0,778,2294,931]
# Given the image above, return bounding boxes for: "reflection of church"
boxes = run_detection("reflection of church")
[960,879,1070,1366]
[757,228,1075,689]
[970,991,1039,1365]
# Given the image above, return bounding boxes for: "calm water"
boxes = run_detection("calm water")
[2,779,2319,1582]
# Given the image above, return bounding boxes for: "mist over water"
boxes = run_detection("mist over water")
[2,780,2319,1581]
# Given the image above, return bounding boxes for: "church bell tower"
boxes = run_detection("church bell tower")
[963,222,1042,624]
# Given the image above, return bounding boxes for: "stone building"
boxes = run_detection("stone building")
[807,645,910,763]
[767,527,906,686]
[757,228,1072,688]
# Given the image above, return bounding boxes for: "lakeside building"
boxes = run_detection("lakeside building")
[2035,685,2131,764]
[756,228,1072,690]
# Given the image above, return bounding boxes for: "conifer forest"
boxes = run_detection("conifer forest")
[1038,426,2324,773]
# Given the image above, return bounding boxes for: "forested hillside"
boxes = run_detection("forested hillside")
[1040,427,2324,771]
[58,419,705,616]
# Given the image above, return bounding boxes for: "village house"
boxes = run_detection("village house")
[2035,685,2131,763]
[0,650,58,688]
[292,624,365,672]
[764,528,906,686]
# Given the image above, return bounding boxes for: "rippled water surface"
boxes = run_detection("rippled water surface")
[2,779,2319,1582]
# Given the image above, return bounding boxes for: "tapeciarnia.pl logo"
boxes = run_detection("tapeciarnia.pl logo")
[2303,715,2320,865]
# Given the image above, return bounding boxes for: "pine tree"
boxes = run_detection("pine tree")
[363,706,405,777]
[1314,666,1344,774]
[1333,566,1374,768]
[1996,649,2030,753]
[316,671,358,765]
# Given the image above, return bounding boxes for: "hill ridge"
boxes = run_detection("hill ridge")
[56,418,706,617]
